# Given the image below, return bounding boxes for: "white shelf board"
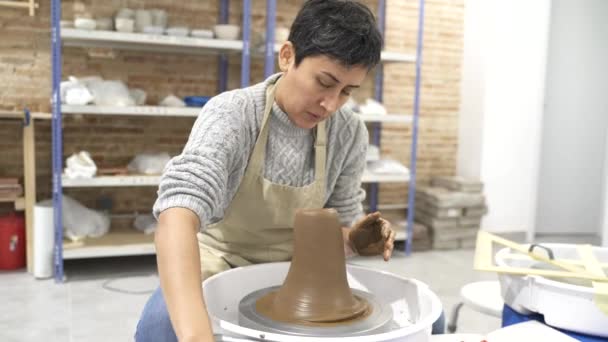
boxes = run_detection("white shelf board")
[61,28,243,55]
[364,203,408,211]
[62,175,161,188]
[362,171,410,183]
[62,105,201,117]
[62,173,407,188]
[380,51,417,63]
[61,29,416,61]
[358,114,412,123]
[395,229,407,241]
[272,43,415,64]
[62,105,411,123]
[63,227,155,259]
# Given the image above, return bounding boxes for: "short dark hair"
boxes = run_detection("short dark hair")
[288,0,382,70]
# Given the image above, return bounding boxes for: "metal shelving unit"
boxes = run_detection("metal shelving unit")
[50,0,255,282]
[367,0,424,253]
[50,0,424,281]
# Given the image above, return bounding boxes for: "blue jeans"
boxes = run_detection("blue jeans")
[135,287,446,341]
[135,287,178,342]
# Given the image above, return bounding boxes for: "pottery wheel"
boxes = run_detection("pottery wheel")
[238,286,395,337]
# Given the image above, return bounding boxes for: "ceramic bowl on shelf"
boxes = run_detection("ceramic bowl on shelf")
[95,17,113,31]
[150,9,167,28]
[134,9,152,33]
[143,25,165,35]
[166,26,190,37]
[74,18,96,30]
[60,20,74,28]
[191,29,214,39]
[275,27,290,43]
[213,24,240,40]
[115,18,135,33]
[115,8,135,19]
[260,26,289,43]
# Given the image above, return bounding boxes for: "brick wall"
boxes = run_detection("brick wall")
[0,0,463,221]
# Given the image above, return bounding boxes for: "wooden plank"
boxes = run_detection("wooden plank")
[577,245,608,315]
[63,226,155,259]
[23,119,36,274]
[0,111,51,120]
[0,0,40,15]
[474,231,608,282]
[14,197,25,211]
[0,1,29,9]
[29,0,36,16]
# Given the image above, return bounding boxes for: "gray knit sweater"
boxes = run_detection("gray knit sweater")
[153,73,367,228]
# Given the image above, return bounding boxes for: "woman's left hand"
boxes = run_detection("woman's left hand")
[348,212,395,261]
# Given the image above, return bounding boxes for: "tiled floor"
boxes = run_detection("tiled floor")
[0,247,507,342]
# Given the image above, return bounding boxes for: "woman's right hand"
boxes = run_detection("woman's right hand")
[155,208,215,342]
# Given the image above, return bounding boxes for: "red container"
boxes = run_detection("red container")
[0,212,26,270]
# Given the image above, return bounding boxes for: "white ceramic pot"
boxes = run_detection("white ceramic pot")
[115,18,135,33]
[95,17,113,31]
[213,24,240,40]
[74,18,96,30]
[150,9,167,28]
[135,9,152,33]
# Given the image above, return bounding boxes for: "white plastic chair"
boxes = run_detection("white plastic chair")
[447,280,504,333]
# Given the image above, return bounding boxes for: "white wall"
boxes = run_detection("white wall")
[603,128,608,246]
[535,0,608,236]
[458,0,552,238]
[456,0,486,180]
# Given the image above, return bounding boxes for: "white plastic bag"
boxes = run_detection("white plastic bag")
[88,80,135,106]
[60,77,94,105]
[358,98,387,115]
[344,97,359,112]
[65,87,94,105]
[64,151,97,179]
[366,145,380,161]
[38,195,110,242]
[129,88,147,105]
[133,214,157,234]
[159,94,186,107]
[366,159,410,174]
[127,152,171,175]
[76,75,103,88]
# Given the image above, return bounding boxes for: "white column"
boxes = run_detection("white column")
[457,0,552,240]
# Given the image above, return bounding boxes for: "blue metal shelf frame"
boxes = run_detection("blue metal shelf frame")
[371,0,425,255]
[405,0,425,255]
[264,0,277,78]
[369,0,387,214]
[241,0,251,87]
[51,0,64,283]
[218,0,229,93]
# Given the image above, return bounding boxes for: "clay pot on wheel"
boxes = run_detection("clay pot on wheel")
[256,208,370,325]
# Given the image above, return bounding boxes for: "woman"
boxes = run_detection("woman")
[136,1,397,341]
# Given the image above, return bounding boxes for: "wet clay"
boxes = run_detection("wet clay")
[256,208,372,326]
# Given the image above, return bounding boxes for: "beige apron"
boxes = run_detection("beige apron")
[197,77,327,280]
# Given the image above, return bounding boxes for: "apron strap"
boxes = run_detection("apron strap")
[248,77,327,189]
[246,80,279,175]
[314,121,326,184]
